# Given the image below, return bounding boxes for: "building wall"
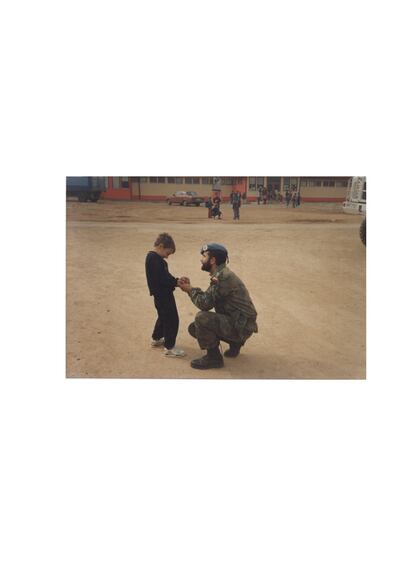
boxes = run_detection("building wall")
[102,177,349,202]
[131,179,246,202]
[298,178,349,202]
[103,176,131,200]
[136,183,237,202]
[246,177,349,202]
[299,185,346,202]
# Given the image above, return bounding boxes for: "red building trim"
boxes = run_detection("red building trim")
[102,177,132,201]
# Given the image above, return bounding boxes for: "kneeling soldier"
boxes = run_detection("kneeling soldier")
[178,243,258,369]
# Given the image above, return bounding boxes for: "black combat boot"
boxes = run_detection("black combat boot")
[223,342,242,358]
[191,347,224,369]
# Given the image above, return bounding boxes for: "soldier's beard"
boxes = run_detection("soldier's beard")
[201,259,212,272]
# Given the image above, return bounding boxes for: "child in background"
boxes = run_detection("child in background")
[145,233,185,357]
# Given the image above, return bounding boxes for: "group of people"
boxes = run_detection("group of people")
[205,194,223,219]
[202,187,301,221]
[205,191,244,221]
[145,233,258,370]
[284,186,301,208]
[257,185,271,204]
[256,185,301,207]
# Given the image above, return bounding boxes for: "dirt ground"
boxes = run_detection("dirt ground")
[66,200,366,379]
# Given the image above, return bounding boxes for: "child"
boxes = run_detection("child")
[211,195,222,219]
[145,233,185,357]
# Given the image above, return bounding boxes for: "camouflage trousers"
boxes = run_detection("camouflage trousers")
[188,311,251,350]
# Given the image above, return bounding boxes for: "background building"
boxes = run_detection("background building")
[98,176,350,202]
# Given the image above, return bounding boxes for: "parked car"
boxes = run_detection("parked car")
[166,191,204,206]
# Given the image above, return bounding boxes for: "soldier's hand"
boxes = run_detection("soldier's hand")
[177,277,191,291]
[178,277,192,292]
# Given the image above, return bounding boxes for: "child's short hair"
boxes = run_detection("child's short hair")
[154,233,176,252]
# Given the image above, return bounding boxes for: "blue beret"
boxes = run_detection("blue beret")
[201,243,228,256]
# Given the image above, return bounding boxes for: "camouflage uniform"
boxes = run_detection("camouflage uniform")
[187,263,258,349]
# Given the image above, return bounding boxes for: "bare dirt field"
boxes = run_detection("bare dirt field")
[66,200,366,379]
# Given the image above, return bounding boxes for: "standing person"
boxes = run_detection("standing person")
[257,185,263,205]
[268,185,273,203]
[212,194,222,219]
[145,233,185,357]
[205,196,213,218]
[292,191,297,207]
[177,243,258,369]
[230,190,242,220]
[286,189,291,207]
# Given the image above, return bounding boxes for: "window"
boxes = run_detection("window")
[202,177,212,184]
[112,177,121,188]
[167,177,175,183]
[322,178,334,187]
[175,177,184,184]
[121,177,129,188]
[185,177,199,184]
[140,177,148,183]
[148,177,166,183]
[256,177,264,186]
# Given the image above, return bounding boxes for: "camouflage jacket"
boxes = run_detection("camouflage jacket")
[188,264,258,337]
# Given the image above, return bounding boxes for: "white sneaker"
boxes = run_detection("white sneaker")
[164,347,186,357]
[151,338,165,347]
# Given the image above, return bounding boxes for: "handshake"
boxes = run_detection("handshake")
[177,276,192,292]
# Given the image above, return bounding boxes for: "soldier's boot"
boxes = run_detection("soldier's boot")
[191,347,224,369]
[223,342,243,358]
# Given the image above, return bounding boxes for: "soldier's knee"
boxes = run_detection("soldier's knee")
[195,311,212,327]
[188,322,197,338]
